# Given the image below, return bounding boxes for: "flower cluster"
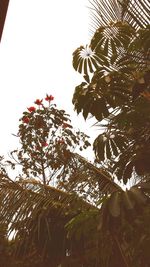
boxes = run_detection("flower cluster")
[18,94,90,181]
[23,94,54,124]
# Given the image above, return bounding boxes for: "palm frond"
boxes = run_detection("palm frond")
[119,0,150,28]
[89,0,150,33]
[89,0,121,29]
[0,172,96,262]
[0,165,121,266]
[59,152,122,201]
[0,150,121,238]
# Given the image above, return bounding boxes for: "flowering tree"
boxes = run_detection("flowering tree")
[0,94,95,267]
[10,94,90,186]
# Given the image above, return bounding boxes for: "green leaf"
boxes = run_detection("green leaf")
[103,39,109,55]
[110,139,119,157]
[78,58,83,73]
[113,37,121,48]
[106,140,111,160]
[110,38,117,54]
[84,74,90,83]
[93,135,105,162]
[87,58,94,73]
[113,135,127,152]
[83,104,90,120]
[83,59,88,75]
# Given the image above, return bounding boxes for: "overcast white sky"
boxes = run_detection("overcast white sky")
[0,0,99,158]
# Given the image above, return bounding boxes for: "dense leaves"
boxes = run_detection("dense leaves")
[72,0,150,182]
[72,0,150,266]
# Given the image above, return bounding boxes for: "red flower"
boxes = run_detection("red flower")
[34,99,43,105]
[27,106,36,112]
[41,142,48,147]
[22,117,30,124]
[45,94,54,101]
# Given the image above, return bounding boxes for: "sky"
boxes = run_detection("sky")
[0,0,98,158]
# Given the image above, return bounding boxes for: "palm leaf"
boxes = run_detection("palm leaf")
[89,0,122,30]
[72,45,106,76]
[90,21,135,59]
[119,0,150,28]
[89,0,150,32]
[93,130,128,162]
[0,173,96,262]
[73,153,122,193]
